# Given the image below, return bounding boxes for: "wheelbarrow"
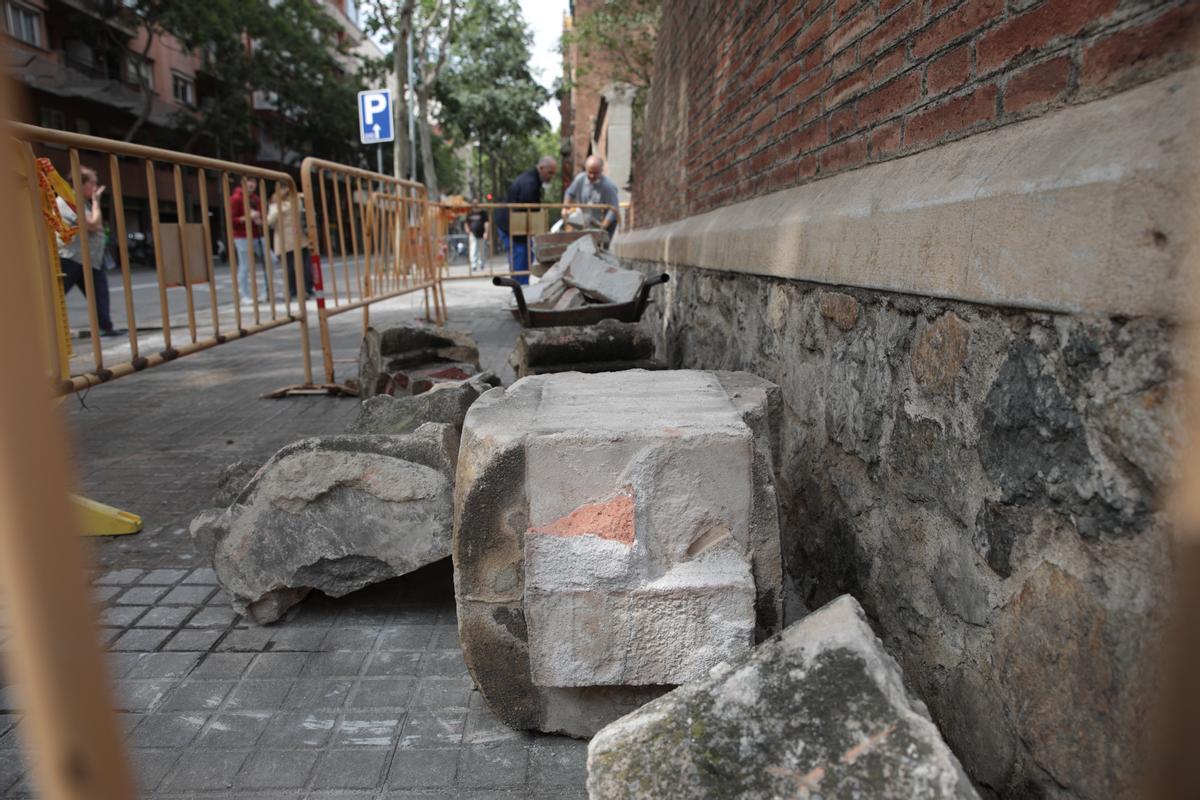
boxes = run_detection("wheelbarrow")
[493,273,670,328]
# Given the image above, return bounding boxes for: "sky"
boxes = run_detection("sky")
[519,0,569,129]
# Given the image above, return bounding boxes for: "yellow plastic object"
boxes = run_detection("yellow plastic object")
[72,495,142,536]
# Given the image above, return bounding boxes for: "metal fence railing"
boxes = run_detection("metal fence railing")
[438,201,621,282]
[11,123,314,394]
[296,158,445,389]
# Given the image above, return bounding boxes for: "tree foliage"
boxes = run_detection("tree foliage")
[90,0,364,164]
[436,0,550,198]
[561,0,661,93]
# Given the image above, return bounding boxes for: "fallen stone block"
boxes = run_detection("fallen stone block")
[453,370,783,736]
[359,324,481,398]
[563,253,643,305]
[510,319,661,378]
[348,372,500,436]
[205,423,459,624]
[587,594,981,800]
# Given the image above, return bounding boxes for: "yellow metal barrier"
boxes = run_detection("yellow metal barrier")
[10,123,314,395]
[271,158,444,393]
[439,201,621,282]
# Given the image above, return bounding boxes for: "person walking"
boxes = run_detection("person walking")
[564,155,621,238]
[268,184,312,299]
[494,156,557,285]
[230,176,272,304]
[55,166,123,337]
[465,202,489,273]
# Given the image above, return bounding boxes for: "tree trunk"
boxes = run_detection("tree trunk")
[391,3,414,180]
[124,31,157,142]
[416,89,438,197]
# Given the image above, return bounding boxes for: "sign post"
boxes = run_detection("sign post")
[357,89,395,174]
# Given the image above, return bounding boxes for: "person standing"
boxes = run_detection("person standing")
[564,155,621,238]
[268,184,312,299]
[465,203,489,273]
[494,156,557,285]
[55,166,123,337]
[230,176,272,304]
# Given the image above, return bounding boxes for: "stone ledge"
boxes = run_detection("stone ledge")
[615,68,1200,319]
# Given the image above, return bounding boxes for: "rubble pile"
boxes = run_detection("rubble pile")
[518,236,645,312]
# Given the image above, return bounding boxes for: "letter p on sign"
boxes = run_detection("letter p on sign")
[358,90,394,144]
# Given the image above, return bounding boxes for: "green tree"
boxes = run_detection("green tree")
[436,0,550,200]
[562,0,661,93]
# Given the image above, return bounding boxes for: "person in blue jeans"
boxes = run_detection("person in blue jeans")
[494,156,557,285]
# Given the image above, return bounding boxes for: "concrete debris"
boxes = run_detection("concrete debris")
[510,319,661,378]
[587,594,981,800]
[358,324,481,398]
[348,371,501,436]
[516,237,644,310]
[199,423,458,624]
[453,370,783,736]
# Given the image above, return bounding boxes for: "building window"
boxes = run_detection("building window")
[125,55,154,89]
[5,2,42,47]
[40,107,66,130]
[172,72,194,106]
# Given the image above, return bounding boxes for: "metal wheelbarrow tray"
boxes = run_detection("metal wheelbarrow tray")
[493,274,670,328]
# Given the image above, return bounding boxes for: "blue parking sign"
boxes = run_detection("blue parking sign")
[358,90,394,144]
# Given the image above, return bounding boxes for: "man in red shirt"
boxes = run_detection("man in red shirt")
[230,176,273,304]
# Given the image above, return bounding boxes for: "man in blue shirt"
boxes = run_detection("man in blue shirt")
[565,155,621,237]
[495,156,557,285]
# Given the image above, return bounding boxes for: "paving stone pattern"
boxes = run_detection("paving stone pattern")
[0,283,587,798]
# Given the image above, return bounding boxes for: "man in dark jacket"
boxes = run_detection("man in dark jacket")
[495,156,557,285]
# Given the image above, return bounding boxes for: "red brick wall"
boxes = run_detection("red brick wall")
[634,0,1199,228]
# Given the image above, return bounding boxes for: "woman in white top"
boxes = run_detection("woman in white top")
[267,184,313,300]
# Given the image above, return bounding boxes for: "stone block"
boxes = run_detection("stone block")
[358,324,481,399]
[202,423,458,624]
[347,373,499,436]
[510,319,657,378]
[587,594,980,800]
[453,370,783,736]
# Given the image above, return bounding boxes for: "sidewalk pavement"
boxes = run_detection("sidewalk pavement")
[0,279,590,798]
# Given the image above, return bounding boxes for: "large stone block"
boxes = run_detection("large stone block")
[453,370,783,736]
[358,324,481,398]
[587,594,980,800]
[205,423,458,623]
[348,372,500,436]
[510,319,659,378]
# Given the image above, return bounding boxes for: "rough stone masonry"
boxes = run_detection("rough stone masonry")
[453,370,784,737]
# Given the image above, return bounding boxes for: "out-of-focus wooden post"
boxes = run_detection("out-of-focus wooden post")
[0,84,136,799]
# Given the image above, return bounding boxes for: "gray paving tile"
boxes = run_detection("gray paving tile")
[160,679,235,712]
[114,678,176,712]
[163,749,251,792]
[350,677,417,709]
[140,568,190,585]
[236,748,320,789]
[129,748,182,793]
[388,747,459,788]
[311,748,390,790]
[378,626,433,651]
[283,678,354,711]
[302,651,368,678]
[420,650,468,677]
[399,707,467,749]
[334,712,404,747]
[136,606,193,628]
[186,606,238,628]
[258,711,337,748]
[365,651,423,677]
[190,651,253,679]
[112,628,173,651]
[161,585,217,605]
[164,629,223,651]
[412,677,471,709]
[116,586,169,605]
[125,652,201,680]
[246,652,310,678]
[224,679,294,711]
[529,739,588,787]
[92,585,122,603]
[129,712,208,748]
[100,604,148,627]
[198,711,272,748]
[322,626,380,651]
[265,626,329,650]
[182,567,219,585]
[458,744,529,788]
[97,568,143,585]
[217,627,274,651]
